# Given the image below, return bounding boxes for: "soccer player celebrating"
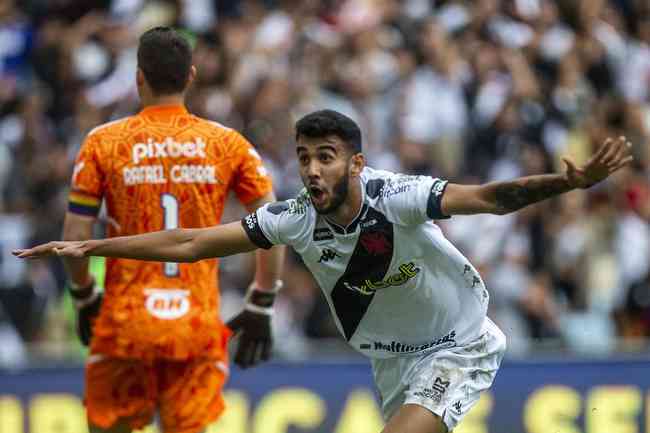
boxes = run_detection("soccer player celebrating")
[51,27,284,433]
[16,110,632,433]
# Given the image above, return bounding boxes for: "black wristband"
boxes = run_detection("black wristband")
[69,281,95,300]
[249,290,276,308]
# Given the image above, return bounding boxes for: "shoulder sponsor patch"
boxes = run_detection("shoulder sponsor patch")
[365,179,385,199]
[366,176,420,200]
[267,201,290,215]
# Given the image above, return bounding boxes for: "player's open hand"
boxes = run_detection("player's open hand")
[227,309,273,369]
[563,136,633,189]
[13,241,91,259]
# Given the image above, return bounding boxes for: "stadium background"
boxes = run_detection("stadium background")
[1,0,650,432]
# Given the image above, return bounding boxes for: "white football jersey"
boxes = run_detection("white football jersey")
[242,167,490,359]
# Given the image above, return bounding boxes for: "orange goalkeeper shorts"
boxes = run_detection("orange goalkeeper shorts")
[85,355,229,433]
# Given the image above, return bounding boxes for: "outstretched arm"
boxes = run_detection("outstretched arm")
[13,221,257,261]
[442,136,633,216]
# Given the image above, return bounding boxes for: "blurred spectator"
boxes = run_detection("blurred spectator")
[1,0,649,362]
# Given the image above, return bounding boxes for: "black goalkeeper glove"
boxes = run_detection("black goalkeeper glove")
[67,278,103,346]
[226,280,282,369]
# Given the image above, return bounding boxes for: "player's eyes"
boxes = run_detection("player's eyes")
[319,154,333,163]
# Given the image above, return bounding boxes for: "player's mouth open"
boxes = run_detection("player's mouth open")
[310,186,325,202]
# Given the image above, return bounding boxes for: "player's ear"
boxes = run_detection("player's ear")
[187,65,197,87]
[349,152,365,178]
[136,68,145,87]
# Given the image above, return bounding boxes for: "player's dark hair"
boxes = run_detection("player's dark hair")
[137,27,192,95]
[295,110,362,154]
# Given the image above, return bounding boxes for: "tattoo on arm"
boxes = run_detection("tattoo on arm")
[492,174,572,214]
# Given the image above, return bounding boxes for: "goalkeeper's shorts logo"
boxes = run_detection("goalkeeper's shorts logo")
[144,289,190,320]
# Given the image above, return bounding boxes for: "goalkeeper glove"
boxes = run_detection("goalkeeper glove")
[226,280,282,369]
[68,278,102,346]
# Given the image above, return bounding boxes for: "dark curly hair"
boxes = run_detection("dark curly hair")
[295,109,362,154]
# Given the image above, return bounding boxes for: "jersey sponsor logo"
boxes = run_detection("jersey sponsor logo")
[288,200,308,214]
[365,330,457,354]
[359,232,391,255]
[318,248,340,263]
[380,183,412,198]
[360,218,377,228]
[395,174,422,183]
[313,227,334,241]
[366,177,416,199]
[144,289,190,320]
[132,137,207,164]
[414,377,451,403]
[343,262,419,295]
[291,190,313,212]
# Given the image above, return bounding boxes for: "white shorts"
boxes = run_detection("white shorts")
[371,317,506,431]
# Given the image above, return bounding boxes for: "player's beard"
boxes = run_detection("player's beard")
[313,169,349,215]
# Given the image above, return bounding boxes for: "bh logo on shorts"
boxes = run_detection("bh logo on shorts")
[144,289,190,320]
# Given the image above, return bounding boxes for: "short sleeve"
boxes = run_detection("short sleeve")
[68,134,105,217]
[230,132,273,205]
[241,199,308,249]
[368,174,450,226]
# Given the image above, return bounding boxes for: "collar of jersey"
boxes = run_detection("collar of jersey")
[323,177,368,235]
[325,204,369,235]
[139,104,188,115]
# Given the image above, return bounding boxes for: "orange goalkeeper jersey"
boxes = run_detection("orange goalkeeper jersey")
[69,104,272,361]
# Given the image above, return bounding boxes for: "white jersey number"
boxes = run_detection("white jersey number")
[161,194,179,277]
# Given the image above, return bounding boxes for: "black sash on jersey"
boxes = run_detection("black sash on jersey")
[330,207,394,340]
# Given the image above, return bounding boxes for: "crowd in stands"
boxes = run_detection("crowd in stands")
[1,0,649,363]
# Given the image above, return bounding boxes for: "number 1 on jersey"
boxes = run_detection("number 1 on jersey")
[161,194,179,277]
